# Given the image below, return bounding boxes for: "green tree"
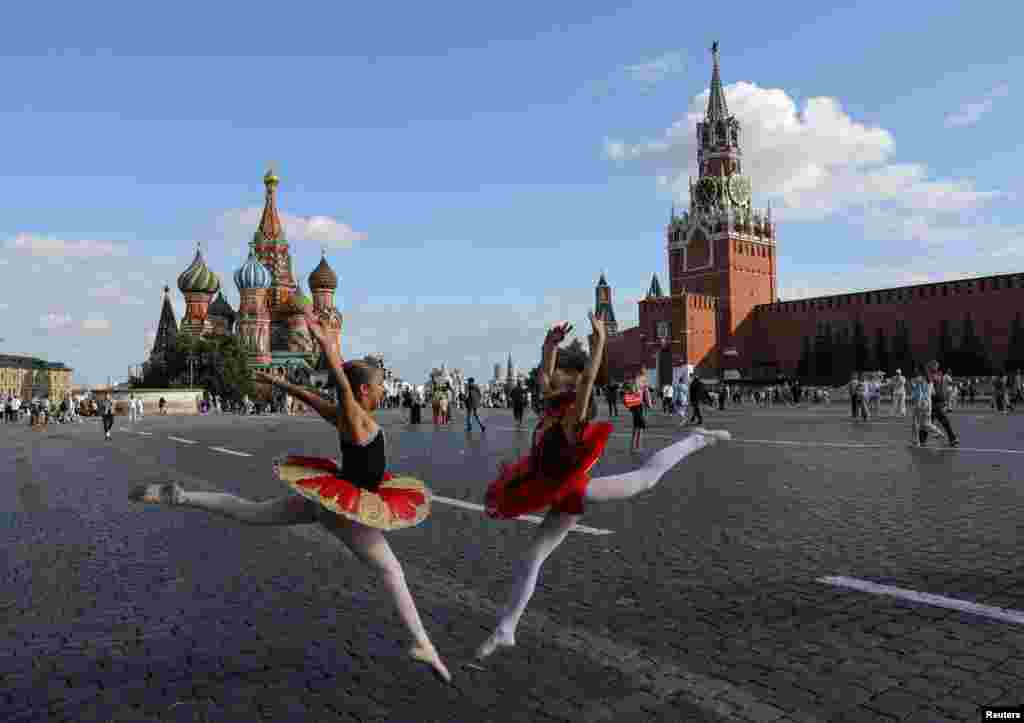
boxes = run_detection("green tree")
[958,314,989,376]
[143,332,253,402]
[797,336,812,379]
[853,321,869,373]
[890,321,912,377]
[937,320,952,368]
[873,327,889,373]
[814,323,833,384]
[1006,313,1024,374]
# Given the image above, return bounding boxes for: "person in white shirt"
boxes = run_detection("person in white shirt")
[890,369,906,417]
[128,394,138,423]
[661,383,673,414]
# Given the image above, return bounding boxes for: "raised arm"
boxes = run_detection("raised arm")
[538,321,572,396]
[303,308,370,432]
[253,371,336,424]
[575,312,607,424]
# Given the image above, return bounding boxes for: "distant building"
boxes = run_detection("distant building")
[0,354,73,399]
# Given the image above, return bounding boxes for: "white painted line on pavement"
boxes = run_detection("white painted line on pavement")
[137,432,153,436]
[209,446,252,457]
[432,494,614,535]
[818,576,1024,626]
[168,436,198,445]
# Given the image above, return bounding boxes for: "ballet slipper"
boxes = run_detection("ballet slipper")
[409,642,451,684]
[475,629,515,659]
[128,483,185,505]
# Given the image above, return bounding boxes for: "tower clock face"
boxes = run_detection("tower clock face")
[728,174,752,206]
[696,177,718,204]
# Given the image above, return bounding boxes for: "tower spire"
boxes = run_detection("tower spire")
[256,166,285,243]
[706,41,729,122]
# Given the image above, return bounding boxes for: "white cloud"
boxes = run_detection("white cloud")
[6,233,129,258]
[623,50,687,89]
[944,83,1010,129]
[216,208,368,249]
[38,313,75,332]
[605,80,1008,238]
[88,282,146,306]
[35,312,113,335]
[80,318,112,334]
[582,49,688,101]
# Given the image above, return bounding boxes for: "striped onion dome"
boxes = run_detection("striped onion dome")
[234,243,273,291]
[177,247,221,294]
[308,252,338,290]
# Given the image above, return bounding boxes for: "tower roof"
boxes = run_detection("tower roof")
[706,41,730,123]
[150,286,179,359]
[597,271,609,287]
[177,245,221,294]
[254,167,286,244]
[646,273,665,298]
[308,250,338,290]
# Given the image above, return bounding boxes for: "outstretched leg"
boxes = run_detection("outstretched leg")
[585,429,728,503]
[129,483,321,525]
[477,510,579,659]
[317,514,451,683]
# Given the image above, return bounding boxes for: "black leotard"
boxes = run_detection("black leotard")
[338,428,386,490]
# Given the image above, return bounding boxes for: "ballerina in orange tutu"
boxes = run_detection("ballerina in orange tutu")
[129,305,450,683]
[478,312,730,659]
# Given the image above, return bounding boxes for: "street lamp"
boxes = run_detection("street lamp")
[186,353,199,390]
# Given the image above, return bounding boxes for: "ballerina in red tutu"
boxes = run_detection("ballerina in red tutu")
[478,312,730,659]
[129,306,450,683]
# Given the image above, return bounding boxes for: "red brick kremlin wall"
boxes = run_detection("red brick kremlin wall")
[749,271,1024,378]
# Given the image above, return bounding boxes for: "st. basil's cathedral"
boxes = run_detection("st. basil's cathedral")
[146,169,342,380]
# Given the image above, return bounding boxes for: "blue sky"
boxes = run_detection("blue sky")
[1,1,1021,388]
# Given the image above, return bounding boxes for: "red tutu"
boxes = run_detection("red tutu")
[274,454,431,530]
[485,422,613,518]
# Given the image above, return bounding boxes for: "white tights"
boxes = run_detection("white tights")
[178,491,433,650]
[486,434,712,646]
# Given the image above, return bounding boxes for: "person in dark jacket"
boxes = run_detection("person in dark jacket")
[688,377,706,425]
[100,395,115,440]
[465,378,485,432]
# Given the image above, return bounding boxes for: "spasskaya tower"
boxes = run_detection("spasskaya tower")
[666,42,777,372]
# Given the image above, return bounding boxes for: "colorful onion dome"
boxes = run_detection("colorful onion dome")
[308,251,338,290]
[177,246,221,294]
[208,290,236,319]
[234,243,273,290]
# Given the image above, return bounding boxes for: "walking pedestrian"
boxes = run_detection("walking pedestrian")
[890,369,907,417]
[673,377,689,426]
[100,394,115,440]
[624,380,646,451]
[158,397,167,415]
[511,380,526,428]
[605,381,619,417]
[661,382,673,414]
[909,365,940,446]
[128,393,137,423]
[688,376,706,425]
[464,378,486,432]
[927,360,958,446]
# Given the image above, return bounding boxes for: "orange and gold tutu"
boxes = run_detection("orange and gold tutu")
[485,421,613,518]
[274,454,431,531]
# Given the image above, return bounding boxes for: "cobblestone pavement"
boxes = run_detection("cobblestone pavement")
[2,401,1023,722]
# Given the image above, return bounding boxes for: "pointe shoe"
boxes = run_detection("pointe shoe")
[476,629,515,660]
[128,482,185,506]
[409,643,451,684]
[692,427,731,442]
